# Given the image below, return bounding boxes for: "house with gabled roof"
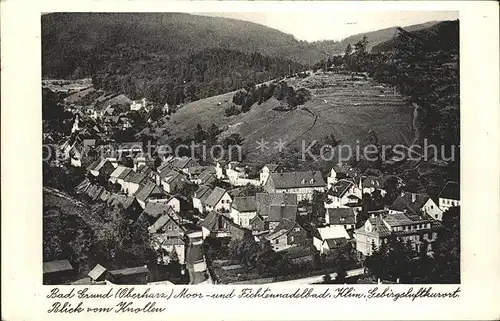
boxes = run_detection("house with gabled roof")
[265,219,310,252]
[43,260,75,284]
[259,163,282,185]
[149,208,186,264]
[192,185,213,213]
[255,193,297,221]
[438,181,460,212]
[250,214,268,233]
[362,176,387,196]
[326,164,361,188]
[325,179,362,209]
[312,225,351,254]
[205,187,232,212]
[135,181,170,208]
[122,166,152,196]
[390,192,443,221]
[355,210,444,257]
[230,196,257,228]
[264,171,325,201]
[200,211,249,240]
[325,207,357,230]
[267,204,298,232]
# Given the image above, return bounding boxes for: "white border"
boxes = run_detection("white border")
[2,1,499,320]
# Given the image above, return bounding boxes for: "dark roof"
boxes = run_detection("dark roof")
[363,176,385,189]
[328,180,354,198]
[205,187,228,207]
[262,164,279,172]
[256,193,297,217]
[268,205,298,222]
[43,260,74,274]
[117,167,133,180]
[194,185,213,203]
[368,216,391,237]
[325,237,349,249]
[390,192,431,214]
[199,211,219,230]
[438,181,460,200]
[143,202,172,218]
[109,266,149,277]
[326,208,356,225]
[332,164,361,177]
[266,171,325,189]
[232,196,257,212]
[149,208,182,234]
[135,181,159,202]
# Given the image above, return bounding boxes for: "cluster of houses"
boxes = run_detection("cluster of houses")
[44,86,461,284]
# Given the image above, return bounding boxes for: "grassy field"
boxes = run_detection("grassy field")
[158,72,413,165]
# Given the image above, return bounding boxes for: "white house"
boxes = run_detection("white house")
[204,187,232,212]
[259,164,281,186]
[130,98,147,111]
[263,171,325,202]
[215,161,226,179]
[438,181,460,212]
[313,225,351,254]
[326,164,360,189]
[325,179,362,209]
[230,196,257,228]
[192,185,213,213]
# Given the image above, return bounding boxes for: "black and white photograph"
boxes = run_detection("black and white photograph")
[41,10,462,286]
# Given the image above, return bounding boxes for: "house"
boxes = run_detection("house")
[122,167,151,195]
[135,181,169,208]
[109,266,149,284]
[113,167,133,189]
[109,165,130,184]
[197,167,217,186]
[355,210,443,257]
[200,211,250,240]
[326,164,361,188]
[43,260,75,284]
[325,208,357,230]
[390,192,444,221]
[88,264,109,282]
[184,166,214,184]
[192,185,213,213]
[230,196,257,228]
[149,209,186,264]
[130,98,148,111]
[265,219,310,252]
[205,187,232,212]
[313,225,351,254]
[259,164,281,186]
[158,169,188,194]
[325,179,362,209]
[158,156,199,171]
[215,160,226,179]
[263,171,325,201]
[438,181,460,212]
[362,176,387,196]
[87,159,114,177]
[255,193,297,221]
[249,214,268,233]
[267,204,298,232]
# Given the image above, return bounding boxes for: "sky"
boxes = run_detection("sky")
[195,11,458,42]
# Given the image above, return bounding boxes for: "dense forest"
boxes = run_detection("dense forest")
[91,48,306,105]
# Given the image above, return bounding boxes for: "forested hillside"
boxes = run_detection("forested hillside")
[91,48,305,105]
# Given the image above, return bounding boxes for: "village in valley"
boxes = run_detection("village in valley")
[42,13,460,286]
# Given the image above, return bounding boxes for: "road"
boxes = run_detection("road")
[262,267,366,285]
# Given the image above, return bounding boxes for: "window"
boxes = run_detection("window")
[174,226,178,230]
[290,236,294,242]
[275,239,279,244]
[430,205,434,209]
[435,214,438,219]
[168,225,172,230]
[294,227,300,232]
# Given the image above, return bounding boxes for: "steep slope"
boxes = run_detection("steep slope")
[156,72,412,165]
[336,21,439,53]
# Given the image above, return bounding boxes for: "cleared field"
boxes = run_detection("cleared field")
[162,72,413,164]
